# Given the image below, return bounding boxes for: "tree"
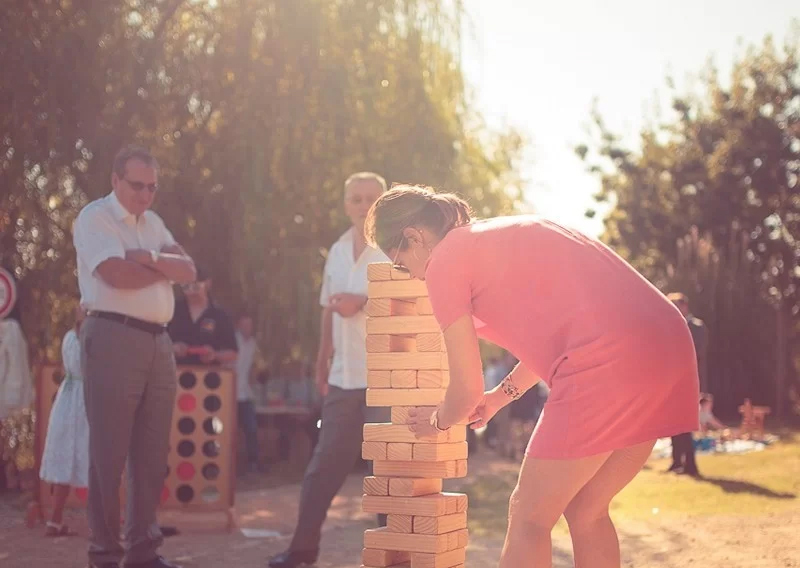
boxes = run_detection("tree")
[578,26,800,418]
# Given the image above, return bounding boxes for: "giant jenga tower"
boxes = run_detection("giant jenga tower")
[361,262,468,568]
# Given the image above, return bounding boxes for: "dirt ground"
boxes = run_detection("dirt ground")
[1,450,798,568]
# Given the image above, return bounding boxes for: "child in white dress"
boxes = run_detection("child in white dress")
[39,306,89,536]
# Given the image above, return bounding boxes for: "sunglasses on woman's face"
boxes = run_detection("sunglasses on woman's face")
[392,238,410,274]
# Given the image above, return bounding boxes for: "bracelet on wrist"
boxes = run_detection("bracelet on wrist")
[500,376,524,401]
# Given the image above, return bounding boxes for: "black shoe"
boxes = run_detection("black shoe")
[123,556,182,568]
[268,549,319,567]
[159,525,180,538]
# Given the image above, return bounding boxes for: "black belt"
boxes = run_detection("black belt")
[89,311,167,335]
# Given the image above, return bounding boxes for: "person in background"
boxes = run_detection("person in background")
[234,313,266,473]
[168,266,238,367]
[665,292,706,477]
[698,394,725,433]
[39,304,89,537]
[74,144,196,568]
[268,172,390,568]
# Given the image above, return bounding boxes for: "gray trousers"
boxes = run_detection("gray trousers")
[81,316,177,565]
[289,385,389,552]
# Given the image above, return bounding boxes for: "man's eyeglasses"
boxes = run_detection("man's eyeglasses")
[392,236,410,274]
[124,178,158,193]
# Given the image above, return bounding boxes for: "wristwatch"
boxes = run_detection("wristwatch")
[429,408,450,432]
[149,250,159,264]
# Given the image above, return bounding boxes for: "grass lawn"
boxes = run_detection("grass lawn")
[462,431,800,539]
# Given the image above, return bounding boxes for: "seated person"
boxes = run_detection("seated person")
[168,266,238,366]
[274,360,321,462]
[699,394,725,433]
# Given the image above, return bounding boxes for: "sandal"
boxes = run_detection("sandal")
[45,521,76,537]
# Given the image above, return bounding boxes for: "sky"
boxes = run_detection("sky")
[461,0,799,237]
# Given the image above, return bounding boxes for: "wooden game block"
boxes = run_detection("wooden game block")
[366,298,418,317]
[413,512,467,535]
[367,388,447,407]
[368,263,393,282]
[390,370,417,388]
[361,564,410,568]
[410,547,467,568]
[389,478,443,497]
[362,548,410,566]
[367,352,448,371]
[364,476,390,496]
[373,460,467,479]
[368,280,428,299]
[415,333,444,352]
[387,514,413,533]
[415,297,433,315]
[415,371,449,388]
[362,441,388,461]
[413,442,468,462]
[364,423,462,443]
[364,527,467,554]
[367,335,417,353]
[387,442,413,460]
[362,493,467,517]
[367,315,440,335]
[368,370,392,388]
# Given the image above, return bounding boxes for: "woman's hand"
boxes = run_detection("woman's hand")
[467,389,509,429]
[406,407,440,439]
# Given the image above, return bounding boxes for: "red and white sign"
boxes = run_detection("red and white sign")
[0,267,17,319]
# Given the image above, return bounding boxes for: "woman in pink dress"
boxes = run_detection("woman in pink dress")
[364,185,699,568]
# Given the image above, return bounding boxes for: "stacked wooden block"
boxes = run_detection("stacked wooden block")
[361,262,468,568]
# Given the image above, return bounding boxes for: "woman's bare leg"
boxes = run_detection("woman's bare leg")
[50,484,71,525]
[564,440,656,568]
[499,451,611,568]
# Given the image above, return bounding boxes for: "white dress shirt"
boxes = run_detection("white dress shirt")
[73,191,176,324]
[320,228,389,390]
[235,331,257,402]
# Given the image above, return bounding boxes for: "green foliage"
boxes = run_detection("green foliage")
[579,26,800,416]
[0,0,524,367]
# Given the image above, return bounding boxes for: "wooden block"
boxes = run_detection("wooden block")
[367,315,440,335]
[413,442,469,462]
[388,478,443,497]
[364,423,461,443]
[362,548,410,567]
[364,476,390,496]
[415,333,444,352]
[364,527,467,554]
[366,298,417,317]
[368,370,392,388]
[368,280,428,299]
[373,460,467,479]
[415,297,433,315]
[367,335,416,353]
[367,388,447,407]
[387,514,413,533]
[362,441,388,461]
[413,512,467,535]
[386,442,413,460]
[390,370,417,388]
[410,547,466,568]
[360,564,410,568]
[368,263,393,282]
[367,352,448,371]
[362,493,466,517]
[416,370,449,388]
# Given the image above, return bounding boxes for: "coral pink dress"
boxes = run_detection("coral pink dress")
[424,216,700,459]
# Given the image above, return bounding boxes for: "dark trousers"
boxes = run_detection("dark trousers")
[238,400,259,466]
[669,432,699,474]
[81,316,176,565]
[288,386,388,553]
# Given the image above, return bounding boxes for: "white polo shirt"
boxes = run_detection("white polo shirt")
[320,228,389,390]
[74,191,176,324]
